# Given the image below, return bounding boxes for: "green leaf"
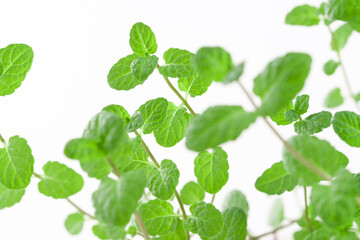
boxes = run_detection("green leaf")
[327,1,360,32]
[294,94,310,115]
[158,48,195,78]
[38,161,84,199]
[82,111,133,176]
[184,201,223,238]
[285,5,320,26]
[324,88,344,108]
[108,53,145,91]
[122,136,150,173]
[331,23,354,51]
[194,147,229,194]
[193,47,233,82]
[131,55,158,81]
[223,62,245,84]
[270,101,294,126]
[153,220,186,240]
[102,105,131,124]
[0,183,25,209]
[65,138,105,162]
[154,102,192,147]
[139,199,178,236]
[222,190,249,215]
[323,60,340,75]
[64,213,85,235]
[186,106,258,151]
[354,93,360,102]
[180,181,205,205]
[255,161,298,195]
[129,22,157,55]
[147,159,180,200]
[311,169,357,229]
[209,207,247,240]
[294,111,332,135]
[0,136,34,189]
[285,110,300,123]
[268,199,284,228]
[0,44,34,96]
[283,135,348,185]
[127,111,144,132]
[253,53,311,116]
[92,223,126,240]
[137,97,168,134]
[178,74,212,97]
[333,111,360,147]
[92,170,146,226]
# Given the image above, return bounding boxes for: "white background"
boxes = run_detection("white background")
[1,0,360,239]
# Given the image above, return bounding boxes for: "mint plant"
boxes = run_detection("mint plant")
[2,1,360,239]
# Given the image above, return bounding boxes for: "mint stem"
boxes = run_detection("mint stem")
[326,25,360,113]
[236,81,332,181]
[135,130,190,240]
[303,186,313,232]
[157,65,196,117]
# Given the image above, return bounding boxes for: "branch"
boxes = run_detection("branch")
[249,220,298,239]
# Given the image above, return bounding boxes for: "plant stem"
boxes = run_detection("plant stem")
[135,211,150,240]
[236,81,332,181]
[135,130,190,240]
[32,172,96,219]
[157,65,196,117]
[249,220,298,239]
[106,157,121,177]
[326,25,360,113]
[303,186,313,233]
[211,194,216,204]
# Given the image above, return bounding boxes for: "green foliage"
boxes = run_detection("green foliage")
[129,22,157,55]
[294,94,310,115]
[333,111,360,147]
[136,97,168,134]
[327,0,360,32]
[194,147,229,194]
[65,213,85,235]
[285,5,320,26]
[294,111,332,135]
[178,74,212,97]
[331,23,354,51]
[0,44,34,96]
[0,183,25,209]
[65,111,133,178]
[193,47,233,82]
[159,48,195,78]
[5,19,360,240]
[180,181,205,205]
[253,53,311,115]
[108,53,144,91]
[255,161,298,195]
[38,161,84,199]
[209,207,247,240]
[131,55,158,81]
[311,169,357,229]
[92,170,146,226]
[222,190,249,215]
[223,62,245,84]
[154,102,192,147]
[139,199,178,236]
[323,60,339,75]
[184,201,223,238]
[147,159,180,200]
[0,136,34,189]
[283,135,348,185]
[324,87,344,108]
[268,199,284,228]
[186,106,257,151]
